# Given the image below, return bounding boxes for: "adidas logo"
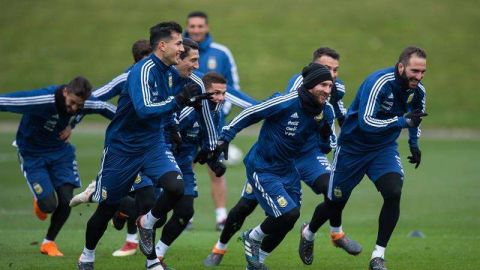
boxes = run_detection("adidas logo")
[388,93,394,99]
[177,175,183,180]
[193,122,199,128]
[290,112,299,118]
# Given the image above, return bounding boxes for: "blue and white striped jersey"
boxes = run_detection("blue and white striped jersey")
[222,92,335,174]
[339,66,426,152]
[285,72,347,120]
[0,85,116,154]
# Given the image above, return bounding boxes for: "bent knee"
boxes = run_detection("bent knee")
[38,193,58,213]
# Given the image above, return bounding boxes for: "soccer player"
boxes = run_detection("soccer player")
[152,72,228,268]
[204,47,361,267]
[299,46,428,270]
[185,11,257,229]
[67,39,152,258]
[285,47,347,126]
[77,22,214,270]
[0,76,115,257]
[211,63,335,269]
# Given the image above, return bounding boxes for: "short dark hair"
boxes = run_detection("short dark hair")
[132,39,152,63]
[150,21,183,49]
[398,46,427,65]
[202,72,227,89]
[187,11,208,24]
[66,76,92,99]
[312,47,340,61]
[179,38,199,60]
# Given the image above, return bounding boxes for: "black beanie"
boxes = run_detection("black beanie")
[302,63,332,89]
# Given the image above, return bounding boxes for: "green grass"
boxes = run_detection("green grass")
[0,125,479,269]
[0,0,479,127]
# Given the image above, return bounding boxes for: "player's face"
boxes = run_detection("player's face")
[314,55,339,81]
[207,83,226,104]
[187,17,209,43]
[63,89,85,114]
[160,32,184,65]
[308,80,333,105]
[176,49,199,78]
[398,55,427,89]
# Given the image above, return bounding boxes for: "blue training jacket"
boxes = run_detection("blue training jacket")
[0,86,116,155]
[285,72,347,120]
[222,91,336,175]
[104,54,217,155]
[339,66,426,152]
[174,100,223,164]
[91,65,133,101]
[169,70,218,150]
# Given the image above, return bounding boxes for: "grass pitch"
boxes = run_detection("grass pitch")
[0,126,479,269]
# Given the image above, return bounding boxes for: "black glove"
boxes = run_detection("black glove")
[213,140,230,161]
[175,83,213,108]
[405,109,428,128]
[407,146,422,169]
[167,126,182,154]
[193,149,215,165]
[319,122,332,139]
[207,160,227,177]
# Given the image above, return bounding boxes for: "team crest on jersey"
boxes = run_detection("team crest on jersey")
[407,93,414,103]
[168,73,173,88]
[33,183,43,194]
[314,111,324,122]
[101,186,108,200]
[245,183,253,194]
[207,56,217,70]
[277,196,288,208]
[333,186,342,198]
[134,175,141,184]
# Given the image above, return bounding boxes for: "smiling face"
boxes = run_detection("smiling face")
[398,54,427,89]
[187,16,209,43]
[62,88,86,114]
[308,80,333,105]
[176,49,200,78]
[158,32,184,66]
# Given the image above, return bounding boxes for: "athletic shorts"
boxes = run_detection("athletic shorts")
[295,147,331,194]
[93,144,181,204]
[18,144,81,200]
[246,167,301,218]
[327,145,404,202]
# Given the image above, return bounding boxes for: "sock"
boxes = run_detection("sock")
[146,258,160,267]
[42,238,53,244]
[126,233,138,244]
[259,249,269,264]
[303,225,315,241]
[79,247,95,262]
[215,240,227,250]
[155,240,169,257]
[330,226,343,234]
[143,211,159,229]
[249,225,266,241]
[372,244,386,259]
[216,207,227,223]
